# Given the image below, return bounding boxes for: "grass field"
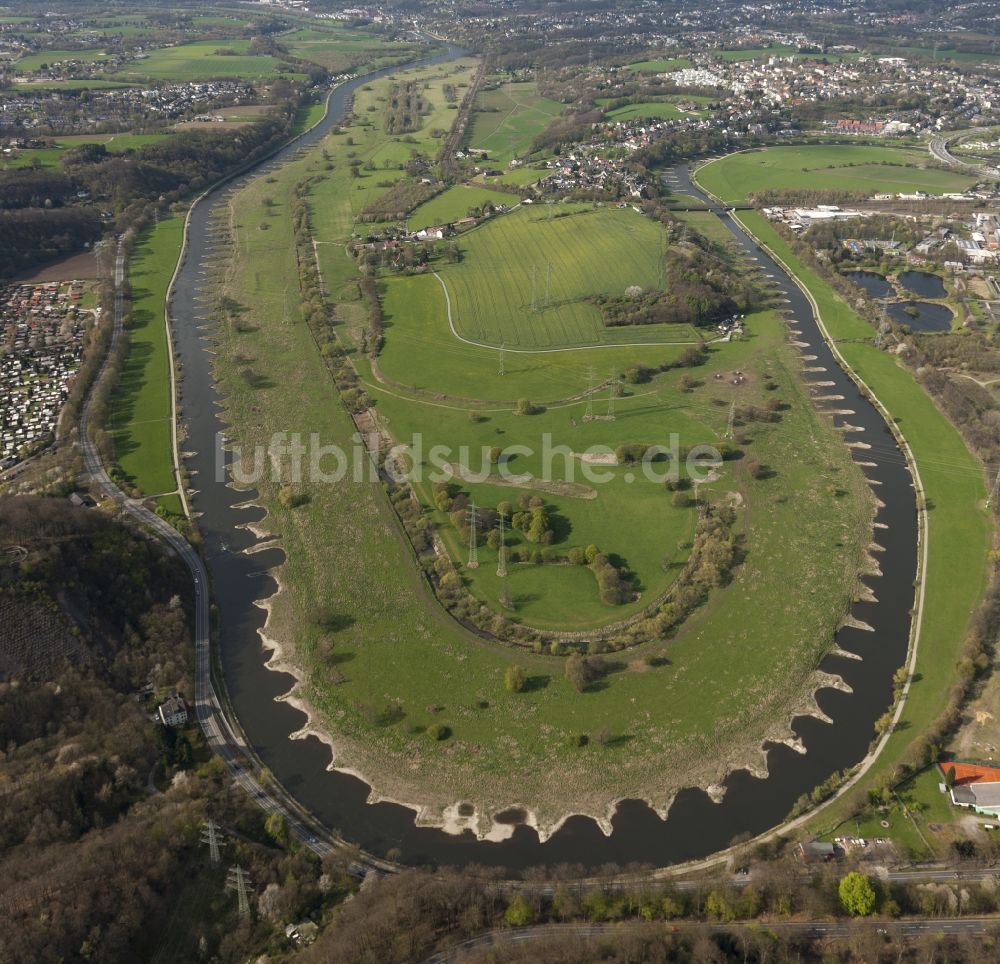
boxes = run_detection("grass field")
[15,48,109,72]
[407,185,517,230]
[109,217,184,513]
[434,205,672,348]
[696,146,978,204]
[12,79,134,91]
[605,101,706,122]
[1,133,172,169]
[198,53,879,828]
[284,24,424,73]
[724,212,993,841]
[625,57,693,72]
[467,81,564,165]
[114,40,306,82]
[714,46,798,61]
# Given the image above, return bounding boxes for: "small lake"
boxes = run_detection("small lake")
[845,270,893,299]
[886,300,953,332]
[898,270,947,299]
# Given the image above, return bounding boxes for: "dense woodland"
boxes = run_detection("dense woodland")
[0,496,357,963]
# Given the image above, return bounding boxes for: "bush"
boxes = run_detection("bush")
[505,664,526,693]
[427,723,451,741]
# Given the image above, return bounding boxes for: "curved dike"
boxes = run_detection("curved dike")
[169,68,918,867]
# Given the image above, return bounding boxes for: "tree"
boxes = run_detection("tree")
[504,893,534,926]
[265,810,287,844]
[505,664,526,693]
[565,653,589,692]
[500,582,514,610]
[838,871,876,917]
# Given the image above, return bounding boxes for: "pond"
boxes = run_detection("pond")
[845,270,893,299]
[898,270,947,299]
[886,300,953,332]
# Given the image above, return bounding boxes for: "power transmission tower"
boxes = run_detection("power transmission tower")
[548,200,554,221]
[496,510,507,577]
[988,467,1000,508]
[606,375,619,419]
[227,865,251,919]
[498,341,505,376]
[201,819,224,866]
[544,262,552,308]
[467,502,479,569]
[530,264,538,312]
[725,399,736,439]
[584,365,595,420]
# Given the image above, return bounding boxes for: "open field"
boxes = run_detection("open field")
[12,79,135,91]
[109,217,184,513]
[113,40,306,82]
[1,132,172,169]
[407,184,517,230]
[199,54,877,825]
[434,205,671,348]
[725,213,992,839]
[283,24,424,73]
[696,146,978,204]
[467,81,563,165]
[15,48,110,72]
[625,57,693,72]
[714,46,798,61]
[605,101,706,122]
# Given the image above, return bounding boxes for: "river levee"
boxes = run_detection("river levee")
[167,50,918,868]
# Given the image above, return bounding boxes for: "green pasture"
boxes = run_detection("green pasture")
[407,185,516,230]
[606,101,705,122]
[201,52,877,820]
[625,57,692,72]
[109,216,184,508]
[696,146,977,204]
[114,40,306,82]
[432,205,672,348]
[15,48,109,72]
[1,132,171,169]
[467,81,563,165]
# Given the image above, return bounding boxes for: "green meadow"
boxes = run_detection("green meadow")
[407,184,516,230]
[114,40,306,82]
[199,54,876,822]
[466,81,564,165]
[109,217,185,513]
[696,145,977,204]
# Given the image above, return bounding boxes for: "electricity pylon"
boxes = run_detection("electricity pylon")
[467,502,479,569]
[201,819,224,866]
[227,865,251,918]
[496,510,507,577]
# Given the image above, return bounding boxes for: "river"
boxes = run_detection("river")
[167,56,919,869]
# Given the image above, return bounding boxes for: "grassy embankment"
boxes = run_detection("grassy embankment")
[108,217,184,516]
[202,56,877,827]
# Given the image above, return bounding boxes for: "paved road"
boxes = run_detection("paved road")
[79,239,342,863]
[928,128,988,173]
[423,916,1000,962]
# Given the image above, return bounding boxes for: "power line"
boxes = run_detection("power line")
[498,341,505,376]
[200,819,224,866]
[227,865,251,919]
[467,502,479,569]
[496,509,507,577]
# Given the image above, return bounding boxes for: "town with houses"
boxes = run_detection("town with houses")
[0,279,92,470]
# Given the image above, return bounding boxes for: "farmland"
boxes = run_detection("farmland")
[200,54,877,826]
[605,101,706,122]
[108,217,184,515]
[466,81,564,165]
[407,184,516,230]
[15,48,110,72]
[283,24,426,73]
[112,40,306,83]
[625,57,692,72]
[696,145,978,204]
[431,205,673,348]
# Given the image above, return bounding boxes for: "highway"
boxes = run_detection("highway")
[78,239,343,864]
[928,128,988,173]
